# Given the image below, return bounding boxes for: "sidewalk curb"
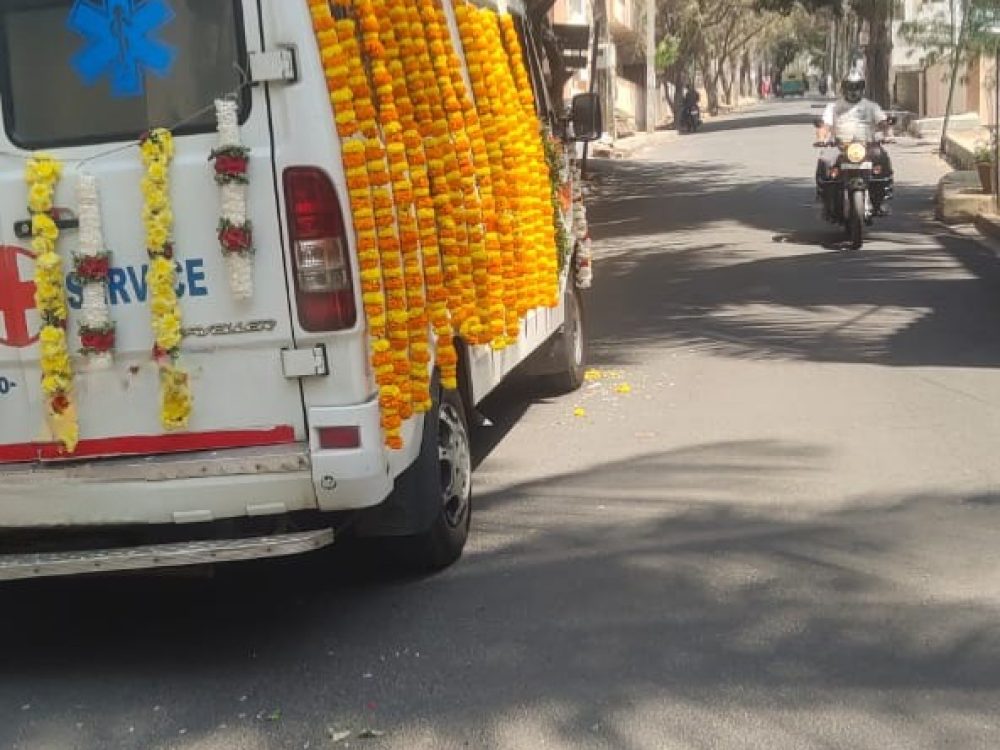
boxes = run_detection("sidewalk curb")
[936,171,993,224]
[598,101,763,160]
[974,212,1000,242]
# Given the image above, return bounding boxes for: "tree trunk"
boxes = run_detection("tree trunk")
[740,51,751,99]
[671,67,685,125]
[862,1,892,108]
[700,53,720,115]
[721,58,734,105]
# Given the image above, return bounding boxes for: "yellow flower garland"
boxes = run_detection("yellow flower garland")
[26,154,79,452]
[499,12,561,308]
[454,3,521,342]
[140,129,192,430]
[306,0,577,447]
[480,10,543,315]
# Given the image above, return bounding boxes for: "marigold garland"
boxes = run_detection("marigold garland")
[498,12,561,308]
[306,0,583,448]
[140,129,192,431]
[480,10,543,314]
[454,2,521,342]
[26,154,79,452]
[375,0,436,413]
[394,0,463,387]
[309,0,405,448]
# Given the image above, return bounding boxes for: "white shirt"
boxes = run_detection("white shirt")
[822,98,886,142]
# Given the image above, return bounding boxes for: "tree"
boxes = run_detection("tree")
[756,0,893,106]
[902,0,1000,150]
[654,0,780,116]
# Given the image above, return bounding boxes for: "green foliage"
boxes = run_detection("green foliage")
[901,0,1000,67]
[974,142,996,163]
[656,35,681,70]
[772,38,801,72]
[754,0,842,14]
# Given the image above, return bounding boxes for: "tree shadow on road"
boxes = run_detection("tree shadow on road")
[0,441,998,749]
[584,156,1000,370]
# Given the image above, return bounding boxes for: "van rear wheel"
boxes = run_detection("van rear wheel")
[389,386,472,572]
[544,283,587,393]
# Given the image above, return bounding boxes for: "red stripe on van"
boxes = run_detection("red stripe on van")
[0,426,297,464]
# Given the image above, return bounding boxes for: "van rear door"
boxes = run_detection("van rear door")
[0,0,305,461]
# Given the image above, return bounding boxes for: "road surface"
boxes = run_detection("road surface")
[2,100,1000,750]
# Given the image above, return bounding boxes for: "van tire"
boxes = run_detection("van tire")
[389,386,472,572]
[544,283,587,393]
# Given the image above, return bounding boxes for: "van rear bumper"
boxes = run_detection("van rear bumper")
[307,396,399,513]
[0,444,319,528]
[0,397,402,529]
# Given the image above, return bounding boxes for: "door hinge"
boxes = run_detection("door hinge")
[249,46,298,85]
[282,345,329,378]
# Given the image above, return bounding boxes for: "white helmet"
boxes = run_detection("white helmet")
[842,70,865,104]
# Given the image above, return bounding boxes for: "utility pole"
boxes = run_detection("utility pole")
[940,0,972,155]
[646,0,656,133]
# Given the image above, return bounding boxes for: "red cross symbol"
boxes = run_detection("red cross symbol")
[0,245,37,349]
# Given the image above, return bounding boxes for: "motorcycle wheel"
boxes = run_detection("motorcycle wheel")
[848,190,865,250]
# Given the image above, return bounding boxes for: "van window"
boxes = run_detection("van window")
[0,0,247,149]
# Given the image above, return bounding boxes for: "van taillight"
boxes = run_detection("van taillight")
[283,167,357,332]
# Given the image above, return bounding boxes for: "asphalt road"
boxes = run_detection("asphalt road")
[3,100,1000,750]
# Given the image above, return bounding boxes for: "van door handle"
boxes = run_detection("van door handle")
[14,209,80,240]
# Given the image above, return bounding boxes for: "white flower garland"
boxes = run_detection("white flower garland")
[572,167,593,289]
[212,99,255,300]
[75,174,115,369]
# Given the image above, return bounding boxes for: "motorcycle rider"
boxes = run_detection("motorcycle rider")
[815,70,894,216]
[682,85,701,131]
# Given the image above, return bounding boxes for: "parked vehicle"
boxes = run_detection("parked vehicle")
[779,76,806,97]
[0,0,600,581]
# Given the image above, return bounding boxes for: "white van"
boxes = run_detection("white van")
[0,0,600,579]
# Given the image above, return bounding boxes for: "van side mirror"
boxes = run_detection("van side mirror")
[570,93,603,142]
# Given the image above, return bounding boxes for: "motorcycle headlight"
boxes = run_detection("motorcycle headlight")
[846,142,867,164]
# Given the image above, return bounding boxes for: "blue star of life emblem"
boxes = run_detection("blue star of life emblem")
[67,0,177,98]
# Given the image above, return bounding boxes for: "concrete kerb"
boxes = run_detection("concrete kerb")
[942,127,990,170]
[595,99,763,160]
[936,170,993,224]
[605,130,679,158]
[974,212,1000,242]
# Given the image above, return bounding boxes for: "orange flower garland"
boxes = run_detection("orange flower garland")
[412,1,479,342]
[373,0,434,414]
[427,0,509,347]
[395,0,463,387]
[306,0,579,447]
[309,0,399,448]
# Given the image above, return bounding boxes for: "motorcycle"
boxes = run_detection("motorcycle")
[681,103,701,133]
[814,118,894,250]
